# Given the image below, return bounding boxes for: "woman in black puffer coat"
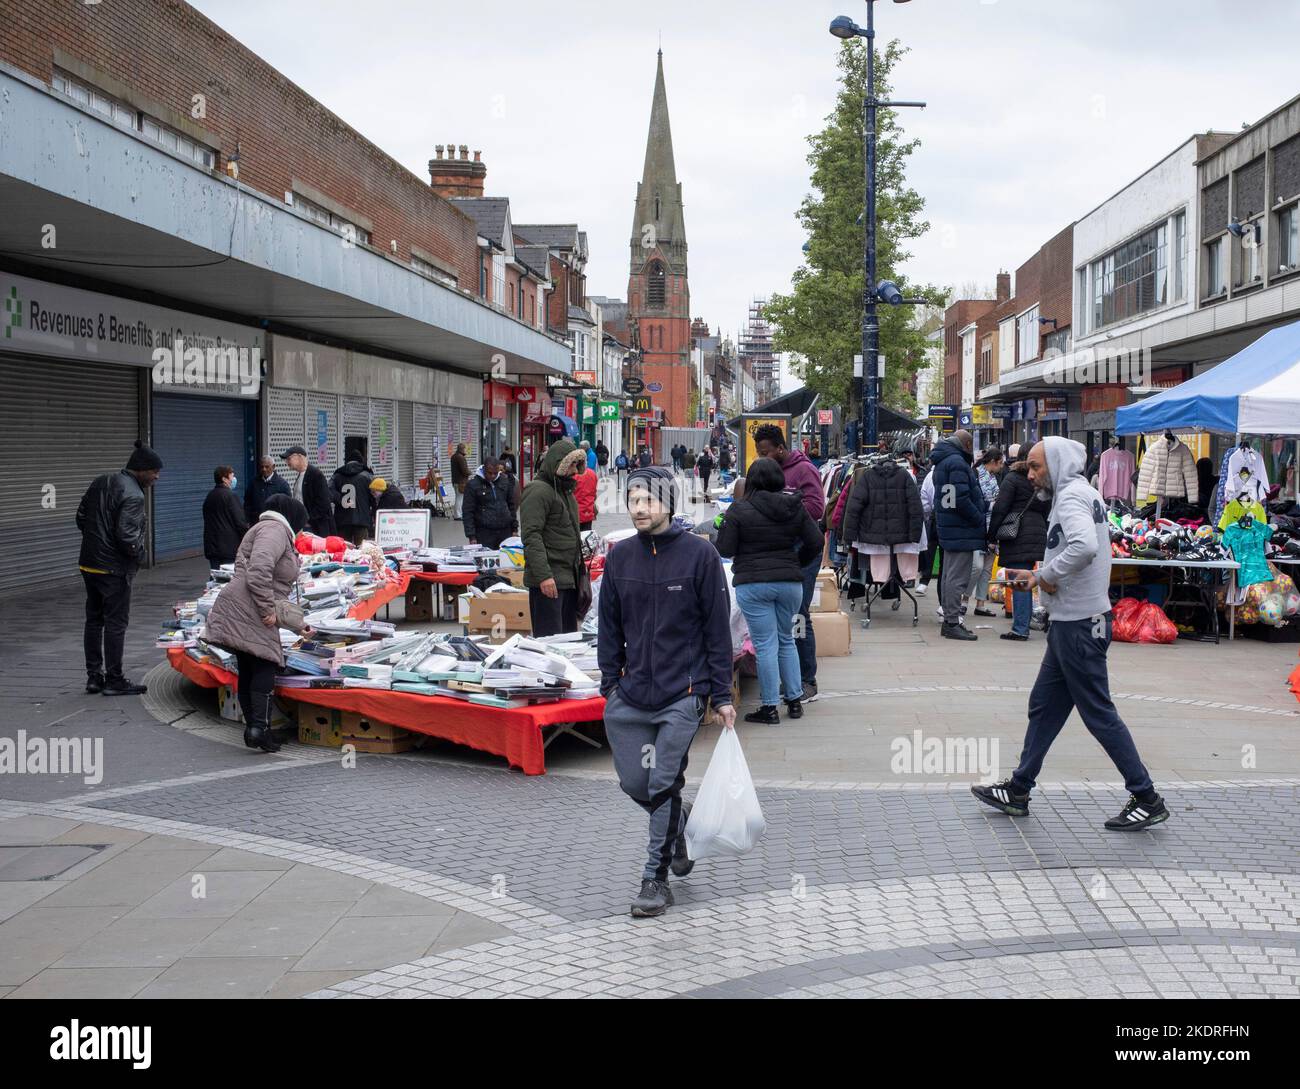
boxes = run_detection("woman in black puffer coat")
[716,457,823,725]
[986,460,1050,640]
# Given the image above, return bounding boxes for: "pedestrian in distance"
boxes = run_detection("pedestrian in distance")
[462,457,518,551]
[637,447,652,469]
[681,445,696,476]
[450,443,471,520]
[614,449,630,491]
[76,441,162,696]
[966,445,1005,619]
[202,464,249,569]
[930,429,987,641]
[695,446,715,497]
[244,455,290,523]
[330,453,375,547]
[204,495,312,754]
[753,423,826,701]
[368,477,408,510]
[581,439,598,474]
[595,439,610,476]
[499,446,518,477]
[915,464,938,596]
[519,440,586,636]
[986,456,1050,640]
[716,456,823,724]
[574,459,598,531]
[972,438,1170,830]
[598,465,735,917]
[282,446,334,537]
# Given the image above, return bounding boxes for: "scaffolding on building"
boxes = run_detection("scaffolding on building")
[739,298,779,405]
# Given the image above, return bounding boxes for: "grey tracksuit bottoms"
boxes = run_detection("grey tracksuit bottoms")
[604,689,702,882]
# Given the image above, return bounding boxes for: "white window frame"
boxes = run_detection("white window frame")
[293,192,370,247]
[1204,236,1226,298]
[1016,304,1040,366]
[411,255,456,288]
[1278,203,1300,272]
[998,317,1015,376]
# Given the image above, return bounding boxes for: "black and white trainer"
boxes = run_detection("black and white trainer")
[970,779,1030,817]
[1104,794,1169,831]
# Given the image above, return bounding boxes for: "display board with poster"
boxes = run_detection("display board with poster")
[739,414,792,474]
[374,508,432,551]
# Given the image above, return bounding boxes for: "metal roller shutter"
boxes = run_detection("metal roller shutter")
[0,356,140,598]
[369,398,395,480]
[413,403,438,478]
[268,387,305,477]
[304,391,339,472]
[397,400,414,486]
[449,407,479,464]
[151,394,254,560]
[342,396,369,462]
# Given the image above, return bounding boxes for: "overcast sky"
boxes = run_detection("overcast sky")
[194,0,1300,360]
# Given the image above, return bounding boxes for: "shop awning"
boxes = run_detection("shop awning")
[0,71,572,381]
[1115,319,1300,436]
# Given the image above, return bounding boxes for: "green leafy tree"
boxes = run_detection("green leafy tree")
[766,38,938,423]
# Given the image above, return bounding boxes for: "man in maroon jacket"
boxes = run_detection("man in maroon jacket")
[754,424,826,700]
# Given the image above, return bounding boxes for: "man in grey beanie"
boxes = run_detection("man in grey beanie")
[599,465,736,918]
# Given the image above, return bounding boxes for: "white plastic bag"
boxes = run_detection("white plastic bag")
[684,728,765,860]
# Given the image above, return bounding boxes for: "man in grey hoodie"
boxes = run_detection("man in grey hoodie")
[971,437,1169,831]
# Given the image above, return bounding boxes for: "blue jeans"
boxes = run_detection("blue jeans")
[1011,588,1033,636]
[735,580,804,707]
[796,553,821,684]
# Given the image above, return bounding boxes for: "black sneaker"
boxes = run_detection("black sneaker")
[999,631,1029,641]
[973,606,997,617]
[630,878,674,917]
[744,705,780,725]
[802,680,819,703]
[85,673,106,694]
[941,623,978,641]
[101,678,147,696]
[1104,794,1169,831]
[971,779,1030,817]
[670,802,694,877]
[784,698,804,720]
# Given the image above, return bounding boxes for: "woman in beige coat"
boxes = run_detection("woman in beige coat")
[205,495,310,752]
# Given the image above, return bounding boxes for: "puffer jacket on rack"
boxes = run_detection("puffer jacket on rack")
[1136,438,1198,504]
[841,460,923,546]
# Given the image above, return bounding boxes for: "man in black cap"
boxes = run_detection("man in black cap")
[598,465,735,918]
[75,441,162,695]
[282,446,335,537]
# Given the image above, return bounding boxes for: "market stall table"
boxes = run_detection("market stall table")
[165,649,603,775]
[1109,556,1240,642]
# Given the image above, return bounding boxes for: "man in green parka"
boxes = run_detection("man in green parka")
[519,438,587,636]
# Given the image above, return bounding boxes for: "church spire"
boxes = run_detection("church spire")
[632,49,686,274]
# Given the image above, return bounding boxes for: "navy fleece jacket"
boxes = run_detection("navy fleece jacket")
[597,522,734,711]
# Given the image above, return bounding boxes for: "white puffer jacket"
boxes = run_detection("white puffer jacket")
[1136,438,1198,503]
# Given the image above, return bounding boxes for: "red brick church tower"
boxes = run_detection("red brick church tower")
[627,50,691,428]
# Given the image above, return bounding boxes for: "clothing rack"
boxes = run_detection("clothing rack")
[842,454,921,629]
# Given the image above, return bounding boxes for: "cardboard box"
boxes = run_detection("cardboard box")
[811,610,851,657]
[341,733,415,754]
[811,572,839,613]
[339,712,409,742]
[500,567,526,588]
[404,580,434,622]
[466,594,531,634]
[217,684,291,727]
[702,667,743,726]
[298,707,344,748]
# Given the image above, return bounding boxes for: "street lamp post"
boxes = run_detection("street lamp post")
[830,3,925,453]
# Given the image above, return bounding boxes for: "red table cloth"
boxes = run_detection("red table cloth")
[165,648,603,774]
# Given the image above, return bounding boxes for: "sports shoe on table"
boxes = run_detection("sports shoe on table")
[670,802,694,877]
[1103,794,1169,831]
[971,779,1030,817]
[630,878,674,917]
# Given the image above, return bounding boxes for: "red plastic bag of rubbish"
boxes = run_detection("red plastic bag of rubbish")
[1133,602,1178,644]
[1111,597,1143,642]
[295,533,325,555]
